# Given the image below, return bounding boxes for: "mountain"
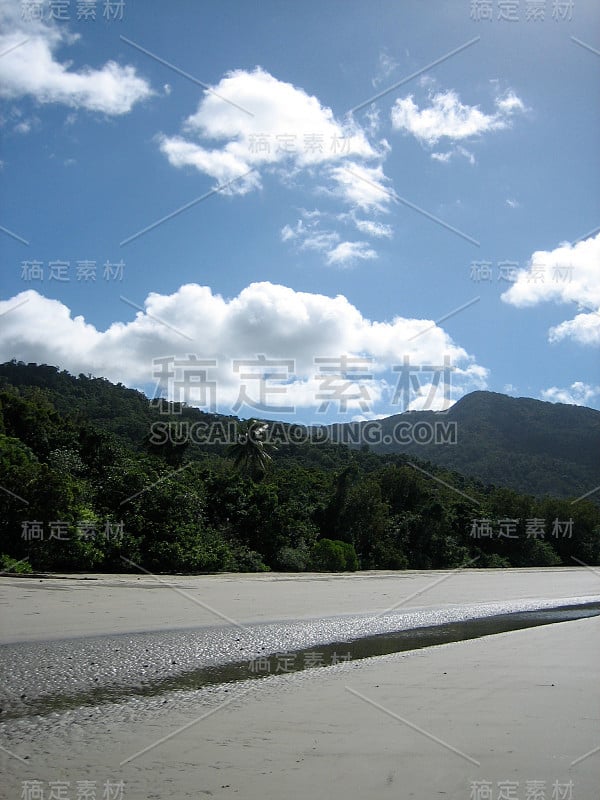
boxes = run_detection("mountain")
[333,391,600,500]
[1,361,598,501]
[1,361,598,573]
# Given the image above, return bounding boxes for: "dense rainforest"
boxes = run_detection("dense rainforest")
[1,361,598,574]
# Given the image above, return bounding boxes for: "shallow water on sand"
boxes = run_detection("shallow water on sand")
[1,596,598,723]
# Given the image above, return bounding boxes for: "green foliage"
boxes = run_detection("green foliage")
[366,391,600,500]
[311,539,359,572]
[339,540,359,571]
[230,545,270,572]
[0,554,33,573]
[0,361,598,574]
[145,525,237,573]
[226,419,276,481]
[275,543,312,572]
[481,553,511,568]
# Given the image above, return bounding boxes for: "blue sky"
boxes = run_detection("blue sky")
[1,0,599,423]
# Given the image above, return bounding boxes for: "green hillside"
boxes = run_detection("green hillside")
[334,391,600,500]
[1,361,598,574]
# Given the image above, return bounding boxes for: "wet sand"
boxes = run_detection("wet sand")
[1,617,598,799]
[1,566,599,643]
[1,568,599,799]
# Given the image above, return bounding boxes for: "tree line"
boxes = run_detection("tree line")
[1,362,598,573]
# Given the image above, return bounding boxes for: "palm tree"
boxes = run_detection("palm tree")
[227,418,276,481]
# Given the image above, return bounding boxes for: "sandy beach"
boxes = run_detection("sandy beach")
[1,566,599,643]
[1,568,599,799]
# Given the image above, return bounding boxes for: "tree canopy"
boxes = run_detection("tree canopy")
[1,361,598,573]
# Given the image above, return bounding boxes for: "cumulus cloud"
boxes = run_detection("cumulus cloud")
[0,282,488,416]
[328,161,392,213]
[549,312,600,346]
[541,382,600,407]
[391,88,525,147]
[158,67,378,194]
[158,67,395,264]
[0,0,153,114]
[501,232,600,346]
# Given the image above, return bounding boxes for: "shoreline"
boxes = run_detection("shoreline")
[2,617,598,799]
[1,570,598,798]
[2,594,598,724]
[1,566,599,644]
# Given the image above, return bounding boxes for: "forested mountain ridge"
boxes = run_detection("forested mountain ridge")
[337,390,600,500]
[2,361,598,500]
[1,361,598,573]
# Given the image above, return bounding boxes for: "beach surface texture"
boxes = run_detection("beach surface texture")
[1,567,598,799]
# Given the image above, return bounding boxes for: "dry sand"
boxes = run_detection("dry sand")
[1,566,599,643]
[1,568,599,799]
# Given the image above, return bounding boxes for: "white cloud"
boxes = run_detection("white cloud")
[158,134,261,194]
[408,363,488,411]
[280,224,297,243]
[431,145,475,165]
[158,67,392,213]
[495,93,525,114]
[0,0,153,115]
[351,412,391,423]
[430,151,452,164]
[391,88,525,146]
[364,106,381,137]
[352,217,393,238]
[372,49,399,88]
[549,312,600,346]
[325,241,377,267]
[541,382,600,407]
[282,209,390,266]
[280,217,340,256]
[159,67,394,264]
[0,283,488,415]
[506,198,520,209]
[328,161,392,213]
[501,232,600,346]
[0,104,39,135]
